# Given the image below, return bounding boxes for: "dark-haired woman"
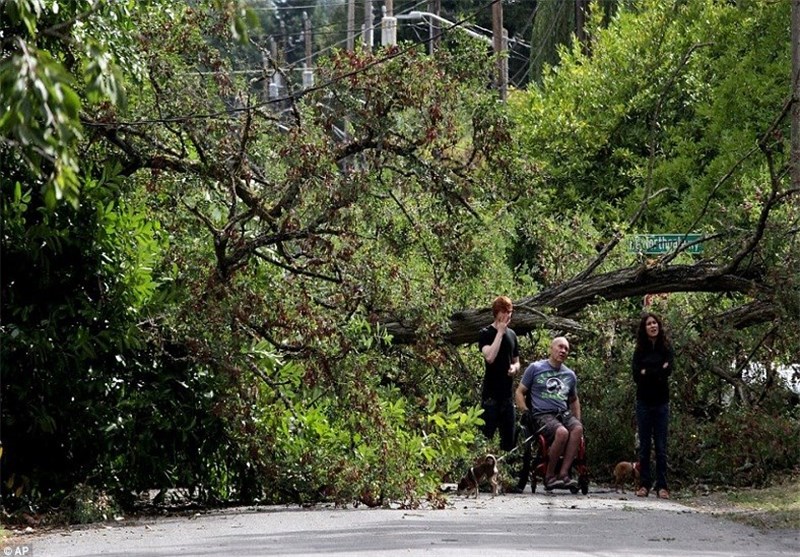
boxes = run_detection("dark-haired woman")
[632,312,674,499]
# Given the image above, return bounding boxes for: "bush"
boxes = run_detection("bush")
[59,484,120,525]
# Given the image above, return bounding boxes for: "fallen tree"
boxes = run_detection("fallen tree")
[392,262,770,345]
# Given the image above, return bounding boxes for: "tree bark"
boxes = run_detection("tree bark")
[383,262,769,346]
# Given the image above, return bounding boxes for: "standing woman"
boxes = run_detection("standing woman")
[632,312,674,499]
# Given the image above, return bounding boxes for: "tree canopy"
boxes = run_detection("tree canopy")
[1,0,798,519]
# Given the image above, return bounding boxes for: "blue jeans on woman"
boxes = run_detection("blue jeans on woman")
[636,400,669,491]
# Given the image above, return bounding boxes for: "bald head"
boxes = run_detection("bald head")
[548,337,570,367]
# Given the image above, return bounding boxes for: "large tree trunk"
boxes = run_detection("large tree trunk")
[383,263,769,345]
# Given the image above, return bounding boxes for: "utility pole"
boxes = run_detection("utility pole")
[364,0,373,50]
[280,20,287,58]
[429,0,441,54]
[502,28,508,99]
[347,0,355,51]
[492,0,507,101]
[302,12,313,88]
[344,0,356,143]
[268,36,281,99]
[792,0,800,190]
[382,1,397,47]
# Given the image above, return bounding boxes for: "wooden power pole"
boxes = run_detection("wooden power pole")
[429,0,441,53]
[302,12,313,88]
[492,0,506,101]
[347,0,355,51]
[364,0,373,50]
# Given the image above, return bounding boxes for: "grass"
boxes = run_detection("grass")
[680,477,800,532]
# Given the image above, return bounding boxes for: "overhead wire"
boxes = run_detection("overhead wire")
[288,0,432,67]
[508,1,539,87]
[527,0,570,74]
[257,0,432,70]
[272,0,503,99]
[198,0,498,75]
[84,0,508,127]
[246,1,351,11]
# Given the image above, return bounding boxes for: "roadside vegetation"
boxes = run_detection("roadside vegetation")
[1,0,798,526]
[680,475,800,532]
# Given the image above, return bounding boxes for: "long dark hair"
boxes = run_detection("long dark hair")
[635,312,671,353]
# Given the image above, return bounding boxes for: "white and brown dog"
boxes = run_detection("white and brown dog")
[457,454,499,498]
[613,460,640,493]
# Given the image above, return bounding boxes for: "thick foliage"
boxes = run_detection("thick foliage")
[510,0,799,487]
[1,0,274,513]
[1,1,522,515]
[2,0,799,522]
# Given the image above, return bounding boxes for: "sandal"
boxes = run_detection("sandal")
[560,476,579,488]
[635,487,649,497]
[657,488,670,499]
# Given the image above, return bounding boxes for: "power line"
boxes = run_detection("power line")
[258,0,507,105]
[509,2,540,87]
[248,3,348,10]
[528,0,570,73]
[243,1,382,12]
[242,0,497,73]
[285,0,433,68]
[84,0,506,128]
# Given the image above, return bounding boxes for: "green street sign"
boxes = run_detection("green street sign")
[628,234,703,254]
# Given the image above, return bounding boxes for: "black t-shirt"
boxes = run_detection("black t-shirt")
[478,325,519,403]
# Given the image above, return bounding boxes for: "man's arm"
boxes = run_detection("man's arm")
[515,383,529,412]
[569,396,581,422]
[481,313,512,364]
[481,332,503,364]
[508,356,520,377]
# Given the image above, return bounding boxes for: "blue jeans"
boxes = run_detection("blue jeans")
[636,401,669,491]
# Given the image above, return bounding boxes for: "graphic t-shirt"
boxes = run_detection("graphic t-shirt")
[520,359,578,415]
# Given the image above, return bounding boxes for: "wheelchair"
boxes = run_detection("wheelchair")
[517,423,590,495]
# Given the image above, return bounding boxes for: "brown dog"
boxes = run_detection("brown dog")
[457,454,499,498]
[613,461,640,493]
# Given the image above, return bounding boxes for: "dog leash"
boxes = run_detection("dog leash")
[496,421,549,462]
[495,434,536,462]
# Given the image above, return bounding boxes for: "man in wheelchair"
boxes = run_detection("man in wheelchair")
[515,336,584,491]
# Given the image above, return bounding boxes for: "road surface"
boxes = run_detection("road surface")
[7,488,799,557]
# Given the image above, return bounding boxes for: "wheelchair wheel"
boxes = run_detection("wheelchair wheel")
[579,476,589,495]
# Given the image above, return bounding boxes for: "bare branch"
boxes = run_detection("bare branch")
[253,250,342,283]
[575,187,670,282]
[244,358,300,421]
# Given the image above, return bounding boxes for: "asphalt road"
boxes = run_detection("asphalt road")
[10,488,800,557]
